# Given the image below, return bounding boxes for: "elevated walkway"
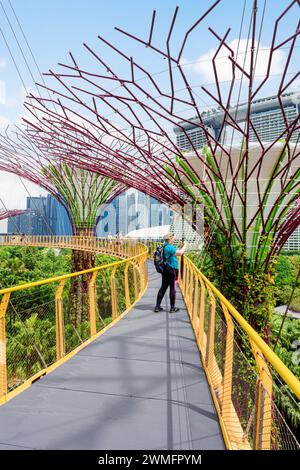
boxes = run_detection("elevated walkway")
[0,264,224,450]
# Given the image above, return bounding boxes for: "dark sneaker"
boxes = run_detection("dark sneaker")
[170,307,180,313]
[154,306,163,312]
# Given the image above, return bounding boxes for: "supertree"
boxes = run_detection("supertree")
[0,128,124,237]
[0,128,125,324]
[23,0,300,338]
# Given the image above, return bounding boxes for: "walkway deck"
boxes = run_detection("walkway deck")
[0,264,224,450]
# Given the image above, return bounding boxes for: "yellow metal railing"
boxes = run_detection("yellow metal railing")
[179,255,300,451]
[0,237,148,404]
[1,235,299,450]
[0,234,144,259]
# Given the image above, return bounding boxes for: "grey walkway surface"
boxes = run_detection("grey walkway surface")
[0,264,224,450]
[274,305,300,319]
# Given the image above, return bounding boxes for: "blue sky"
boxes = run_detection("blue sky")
[0,0,297,125]
[0,0,298,227]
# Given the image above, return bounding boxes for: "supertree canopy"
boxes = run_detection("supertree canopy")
[0,128,125,236]
[20,0,300,335]
[42,161,121,237]
[22,96,187,209]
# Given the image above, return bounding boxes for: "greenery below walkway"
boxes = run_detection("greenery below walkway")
[0,246,122,391]
[187,250,300,437]
[0,246,117,290]
[275,252,300,312]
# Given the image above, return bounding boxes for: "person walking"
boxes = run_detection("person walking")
[154,233,187,313]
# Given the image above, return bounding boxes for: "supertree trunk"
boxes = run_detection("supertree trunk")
[69,227,96,327]
[0,134,124,327]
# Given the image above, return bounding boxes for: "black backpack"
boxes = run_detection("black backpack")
[153,244,165,273]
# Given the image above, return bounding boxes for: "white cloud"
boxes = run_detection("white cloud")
[184,38,286,84]
[0,57,6,68]
[291,78,300,92]
[21,85,35,102]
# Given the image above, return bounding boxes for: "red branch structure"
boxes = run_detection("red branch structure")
[21,0,300,273]
[0,127,125,235]
[0,209,27,222]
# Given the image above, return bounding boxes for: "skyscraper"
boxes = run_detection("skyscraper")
[174,91,300,149]
[173,91,300,250]
[47,195,72,235]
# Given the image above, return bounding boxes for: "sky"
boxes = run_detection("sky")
[0,0,298,231]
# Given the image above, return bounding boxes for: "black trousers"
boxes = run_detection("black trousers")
[156,268,178,309]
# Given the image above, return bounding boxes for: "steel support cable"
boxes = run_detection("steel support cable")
[21,1,276,147]
[6,1,296,252]
[22,6,296,220]
[204,0,271,287]
[0,0,41,90]
[36,16,300,118]
[0,13,55,235]
[250,7,300,267]
[8,0,49,89]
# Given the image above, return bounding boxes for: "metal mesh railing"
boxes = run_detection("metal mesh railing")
[0,238,148,400]
[179,255,300,450]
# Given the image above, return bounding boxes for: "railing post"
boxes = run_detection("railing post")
[0,293,10,397]
[221,303,234,423]
[205,287,216,373]
[250,341,273,450]
[133,264,139,299]
[89,271,98,337]
[124,263,131,310]
[55,280,65,361]
[192,277,199,326]
[110,267,118,320]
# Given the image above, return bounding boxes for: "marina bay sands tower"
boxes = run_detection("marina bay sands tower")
[174,91,300,251]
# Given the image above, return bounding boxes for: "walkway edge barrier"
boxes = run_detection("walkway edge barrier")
[178,255,300,451]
